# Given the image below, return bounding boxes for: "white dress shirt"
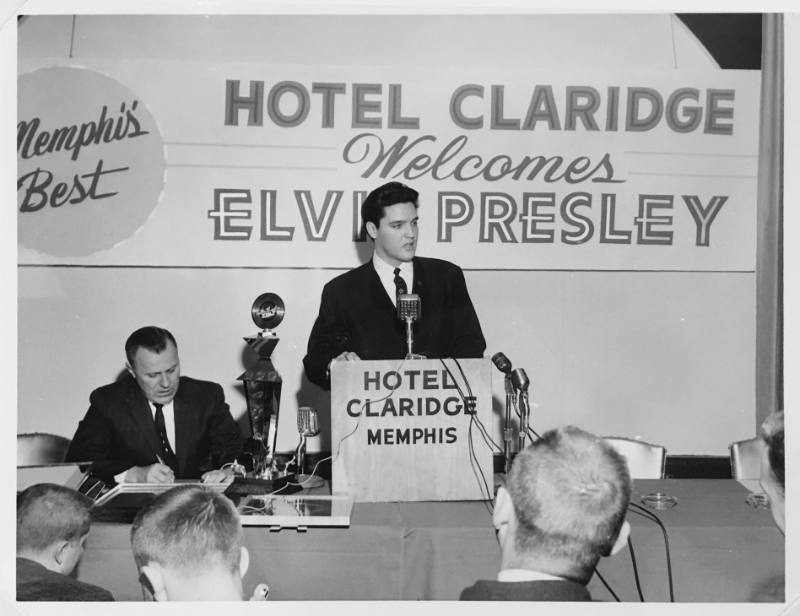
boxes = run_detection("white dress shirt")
[115,400,176,483]
[372,253,414,307]
[497,569,566,582]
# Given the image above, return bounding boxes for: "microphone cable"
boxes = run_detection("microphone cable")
[280,358,411,494]
[628,502,675,602]
[439,358,497,510]
[593,568,621,602]
[445,358,502,452]
[627,534,646,601]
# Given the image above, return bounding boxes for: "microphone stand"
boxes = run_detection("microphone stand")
[517,389,530,452]
[404,317,415,360]
[503,375,515,474]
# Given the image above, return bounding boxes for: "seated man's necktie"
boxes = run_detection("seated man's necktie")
[153,403,177,471]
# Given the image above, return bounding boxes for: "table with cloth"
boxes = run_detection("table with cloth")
[77,479,784,602]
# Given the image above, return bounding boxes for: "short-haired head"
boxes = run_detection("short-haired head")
[125,326,177,368]
[360,181,419,232]
[17,483,92,554]
[505,426,631,582]
[759,411,785,534]
[760,411,784,493]
[131,485,243,578]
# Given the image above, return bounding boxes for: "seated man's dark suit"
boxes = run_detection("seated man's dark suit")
[16,557,114,601]
[303,256,486,390]
[459,579,591,601]
[65,375,243,482]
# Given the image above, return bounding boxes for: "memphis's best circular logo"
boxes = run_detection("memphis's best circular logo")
[18,67,166,257]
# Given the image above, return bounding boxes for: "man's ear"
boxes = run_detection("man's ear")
[365,221,378,240]
[53,540,70,566]
[140,564,167,602]
[608,520,631,557]
[125,362,135,379]
[239,546,250,578]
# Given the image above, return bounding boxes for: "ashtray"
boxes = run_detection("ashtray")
[745,492,770,509]
[641,492,678,510]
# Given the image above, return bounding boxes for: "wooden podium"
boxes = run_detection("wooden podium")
[330,358,493,502]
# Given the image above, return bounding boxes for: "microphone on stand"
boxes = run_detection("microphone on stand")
[511,368,529,392]
[511,368,532,451]
[296,406,320,485]
[491,352,515,474]
[397,293,422,359]
[491,352,512,375]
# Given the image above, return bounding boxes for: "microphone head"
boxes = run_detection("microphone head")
[491,352,512,374]
[297,406,320,437]
[511,368,530,391]
[397,293,421,322]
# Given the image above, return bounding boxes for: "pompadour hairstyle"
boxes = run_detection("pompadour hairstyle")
[17,483,93,553]
[360,181,419,231]
[506,425,631,582]
[760,411,785,493]
[125,326,177,367]
[130,485,242,576]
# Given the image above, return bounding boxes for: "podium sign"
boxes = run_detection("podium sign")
[331,358,493,502]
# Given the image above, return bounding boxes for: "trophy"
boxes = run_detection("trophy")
[238,293,287,480]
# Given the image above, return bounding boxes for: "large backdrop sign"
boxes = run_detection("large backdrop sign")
[18,62,760,270]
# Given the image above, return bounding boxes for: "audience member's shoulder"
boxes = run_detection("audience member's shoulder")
[17,558,114,601]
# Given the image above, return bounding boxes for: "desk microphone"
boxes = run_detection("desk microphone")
[296,406,320,476]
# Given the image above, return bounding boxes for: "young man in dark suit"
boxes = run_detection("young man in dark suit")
[460,426,632,601]
[65,326,243,484]
[303,181,486,390]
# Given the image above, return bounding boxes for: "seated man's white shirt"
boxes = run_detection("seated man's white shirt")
[114,400,175,483]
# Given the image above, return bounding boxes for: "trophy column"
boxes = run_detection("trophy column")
[238,293,286,480]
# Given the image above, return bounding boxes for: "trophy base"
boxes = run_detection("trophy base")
[225,474,303,497]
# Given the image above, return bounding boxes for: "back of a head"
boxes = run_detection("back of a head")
[506,426,631,581]
[760,411,784,493]
[125,326,177,366]
[360,181,419,229]
[759,411,785,533]
[130,485,243,585]
[17,483,92,556]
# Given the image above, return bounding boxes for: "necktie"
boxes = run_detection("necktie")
[153,403,177,472]
[393,267,408,302]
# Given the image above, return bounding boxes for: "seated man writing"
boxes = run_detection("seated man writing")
[461,425,631,601]
[66,326,243,484]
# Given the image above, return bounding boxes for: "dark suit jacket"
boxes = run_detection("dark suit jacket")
[303,256,486,389]
[16,557,114,601]
[459,579,591,601]
[65,375,243,482]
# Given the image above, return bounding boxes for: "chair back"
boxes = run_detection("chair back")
[729,437,763,480]
[603,436,666,479]
[17,433,72,466]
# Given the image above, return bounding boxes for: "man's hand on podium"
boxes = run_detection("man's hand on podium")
[333,351,361,363]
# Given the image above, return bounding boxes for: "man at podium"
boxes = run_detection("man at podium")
[304,181,486,390]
